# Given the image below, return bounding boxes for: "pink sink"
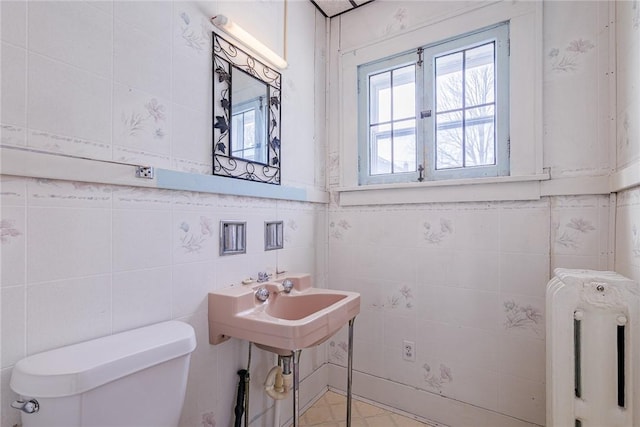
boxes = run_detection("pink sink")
[208,274,360,355]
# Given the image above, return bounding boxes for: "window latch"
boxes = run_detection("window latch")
[420,110,432,119]
[417,164,425,182]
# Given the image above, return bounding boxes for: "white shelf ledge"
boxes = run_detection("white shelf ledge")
[0,146,329,204]
[610,160,640,192]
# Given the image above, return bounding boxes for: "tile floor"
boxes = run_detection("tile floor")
[292,391,436,427]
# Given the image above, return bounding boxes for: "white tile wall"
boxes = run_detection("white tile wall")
[112,83,172,160]
[328,198,587,425]
[172,211,217,264]
[1,369,17,427]
[172,52,211,113]
[112,267,172,332]
[0,176,325,427]
[498,374,546,425]
[171,104,211,174]
[2,1,637,427]
[327,7,616,424]
[27,53,112,156]
[500,253,550,298]
[551,195,612,271]
[0,1,330,427]
[327,199,615,426]
[26,275,112,354]
[114,1,173,46]
[0,1,26,47]
[543,1,610,178]
[616,187,640,283]
[27,206,112,283]
[0,206,25,287]
[615,0,640,284]
[113,23,172,100]
[113,209,172,271]
[172,261,215,318]
[1,42,26,130]
[28,1,113,78]
[172,3,215,61]
[616,0,640,168]
[1,286,25,367]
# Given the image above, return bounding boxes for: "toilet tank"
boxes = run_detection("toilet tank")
[10,321,197,427]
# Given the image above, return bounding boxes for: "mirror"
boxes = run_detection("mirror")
[230,69,268,164]
[212,33,281,184]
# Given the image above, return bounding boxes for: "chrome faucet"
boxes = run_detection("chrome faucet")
[257,271,272,283]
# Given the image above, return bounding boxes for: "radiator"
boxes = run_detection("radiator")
[547,269,639,427]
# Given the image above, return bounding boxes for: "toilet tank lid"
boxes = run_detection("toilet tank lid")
[10,321,197,398]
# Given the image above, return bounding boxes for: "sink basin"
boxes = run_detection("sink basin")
[266,293,348,320]
[208,274,360,355]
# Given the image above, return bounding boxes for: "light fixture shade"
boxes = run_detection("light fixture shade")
[212,15,288,70]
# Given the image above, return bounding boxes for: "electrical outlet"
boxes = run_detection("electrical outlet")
[403,340,415,362]
[135,166,154,179]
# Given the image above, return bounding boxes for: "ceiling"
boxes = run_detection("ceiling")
[310,0,375,18]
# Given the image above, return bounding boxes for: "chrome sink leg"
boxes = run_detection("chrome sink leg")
[347,317,356,427]
[292,349,302,427]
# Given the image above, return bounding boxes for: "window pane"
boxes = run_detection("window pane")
[370,72,391,124]
[435,52,463,112]
[465,105,495,166]
[244,110,255,148]
[465,43,495,107]
[436,111,463,169]
[393,119,416,172]
[392,65,415,120]
[231,108,267,163]
[358,22,508,184]
[370,123,392,175]
[231,114,243,152]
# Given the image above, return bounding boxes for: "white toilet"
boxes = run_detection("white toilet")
[10,320,197,427]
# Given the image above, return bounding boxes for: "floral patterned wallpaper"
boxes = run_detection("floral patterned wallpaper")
[0,220,21,244]
[328,192,613,425]
[548,38,595,73]
[0,175,325,427]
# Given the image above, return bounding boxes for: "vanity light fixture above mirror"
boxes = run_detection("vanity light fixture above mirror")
[211,15,288,70]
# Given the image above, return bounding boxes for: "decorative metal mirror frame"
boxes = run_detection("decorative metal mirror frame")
[212,33,282,185]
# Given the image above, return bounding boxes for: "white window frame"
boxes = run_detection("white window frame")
[231,98,267,164]
[358,23,509,185]
[337,1,544,204]
[358,54,423,184]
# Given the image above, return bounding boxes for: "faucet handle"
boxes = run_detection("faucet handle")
[11,399,39,414]
[257,271,272,283]
[255,287,270,302]
[282,279,294,293]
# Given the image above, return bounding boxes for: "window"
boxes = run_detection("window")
[358,23,509,185]
[231,98,267,164]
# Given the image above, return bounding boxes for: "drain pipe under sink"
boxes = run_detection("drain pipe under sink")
[265,355,292,400]
[265,354,293,426]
